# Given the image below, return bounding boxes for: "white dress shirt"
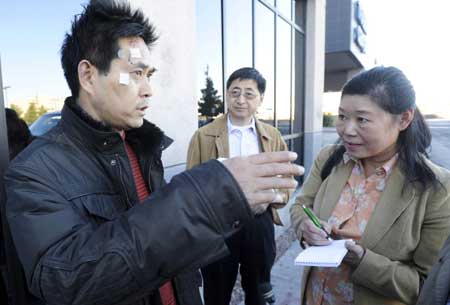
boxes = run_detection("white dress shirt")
[227,115,261,158]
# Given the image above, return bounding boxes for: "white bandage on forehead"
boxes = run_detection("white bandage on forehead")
[117,48,128,60]
[117,48,142,63]
[129,47,142,59]
[119,73,130,85]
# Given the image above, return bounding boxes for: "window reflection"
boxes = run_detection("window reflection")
[196,0,223,122]
[255,1,275,126]
[224,0,252,78]
[276,18,292,135]
[294,0,307,29]
[261,0,275,7]
[293,29,305,133]
[196,0,306,139]
[277,0,293,20]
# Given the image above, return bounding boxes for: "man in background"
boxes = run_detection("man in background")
[187,67,289,305]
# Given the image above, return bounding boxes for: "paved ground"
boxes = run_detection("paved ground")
[232,120,450,305]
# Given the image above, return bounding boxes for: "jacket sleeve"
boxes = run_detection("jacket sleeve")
[186,131,202,170]
[5,160,252,305]
[351,175,450,304]
[416,234,450,305]
[290,145,335,240]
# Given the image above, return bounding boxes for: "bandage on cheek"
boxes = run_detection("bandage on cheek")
[119,73,130,85]
[117,47,144,85]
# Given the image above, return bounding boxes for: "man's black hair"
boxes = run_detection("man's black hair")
[226,67,266,94]
[5,108,32,160]
[60,0,157,99]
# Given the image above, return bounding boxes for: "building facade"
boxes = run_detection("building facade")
[131,0,326,179]
[325,0,373,92]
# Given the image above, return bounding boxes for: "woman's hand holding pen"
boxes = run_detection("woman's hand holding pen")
[300,218,332,247]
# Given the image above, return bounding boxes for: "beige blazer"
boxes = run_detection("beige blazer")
[290,145,450,305]
[186,114,289,225]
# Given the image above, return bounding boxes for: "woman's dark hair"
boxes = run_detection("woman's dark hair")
[5,108,33,160]
[321,66,438,190]
[61,0,158,99]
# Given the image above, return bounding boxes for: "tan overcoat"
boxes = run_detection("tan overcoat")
[290,145,450,305]
[186,114,289,225]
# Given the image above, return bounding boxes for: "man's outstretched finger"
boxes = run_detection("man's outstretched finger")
[254,163,304,178]
[248,151,298,164]
[254,176,298,191]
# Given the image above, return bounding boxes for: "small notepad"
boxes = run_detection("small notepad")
[294,239,350,267]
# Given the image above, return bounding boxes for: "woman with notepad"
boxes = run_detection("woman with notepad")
[290,66,450,305]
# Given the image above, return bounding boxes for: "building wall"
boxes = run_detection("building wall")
[130,0,198,179]
[324,0,373,91]
[325,0,352,53]
[303,0,326,176]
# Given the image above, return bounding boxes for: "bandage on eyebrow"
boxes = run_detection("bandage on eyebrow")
[117,49,128,60]
[119,73,130,85]
[129,48,142,59]
[117,48,142,65]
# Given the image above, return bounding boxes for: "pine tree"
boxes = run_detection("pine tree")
[198,67,223,118]
[38,105,48,116]
[23,101,40,124]
[10,104,23,117]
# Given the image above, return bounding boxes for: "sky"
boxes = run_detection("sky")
[1,0,450,117]
[361,0,450,117]
[0,1,88,104]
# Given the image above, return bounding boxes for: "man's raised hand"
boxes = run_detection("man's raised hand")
[223,151,304,214]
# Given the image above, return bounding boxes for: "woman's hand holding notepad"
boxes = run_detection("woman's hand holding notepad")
[294,239,353,267]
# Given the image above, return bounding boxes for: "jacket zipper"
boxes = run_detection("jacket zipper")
[147,161,153,194]
[116,153,133,208]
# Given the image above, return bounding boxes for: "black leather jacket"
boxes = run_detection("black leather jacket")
[416,234,450,305]
[5,99,251,305]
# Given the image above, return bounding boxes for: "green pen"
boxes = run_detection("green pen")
[302,204,333,241]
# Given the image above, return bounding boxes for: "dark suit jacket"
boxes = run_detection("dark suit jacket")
[416,234,450,305]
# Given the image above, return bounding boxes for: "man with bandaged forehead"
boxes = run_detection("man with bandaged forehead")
[3,1,303,305]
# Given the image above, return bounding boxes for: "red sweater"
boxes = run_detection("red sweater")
[125,140,177,305]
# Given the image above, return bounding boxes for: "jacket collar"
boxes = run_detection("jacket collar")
[204,114,272,140]
[57,97,173,154]
[202,114,274,157]
[226,115,257,135]
[320,157,415,249]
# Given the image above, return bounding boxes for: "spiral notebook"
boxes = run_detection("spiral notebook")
[294,239,350,267]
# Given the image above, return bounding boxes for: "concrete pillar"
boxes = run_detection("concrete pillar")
[130,0,197,179]
[303,0,326,176]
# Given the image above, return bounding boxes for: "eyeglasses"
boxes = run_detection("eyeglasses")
[228,89,258,100]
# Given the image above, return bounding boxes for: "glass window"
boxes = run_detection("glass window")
[292,29,305,134]
[262,0,275,6]
[255,2,275,126]
[276,18,292,135]
[223,0,253,78]
[292,136,305,176]
[294,0,307,29]
[277,0,293,20]
[196,0,224,121]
